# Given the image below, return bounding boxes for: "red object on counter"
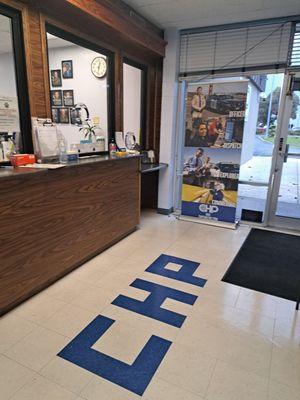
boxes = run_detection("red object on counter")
[10,154,36,167]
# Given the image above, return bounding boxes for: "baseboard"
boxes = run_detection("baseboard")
[178,215,237,230]
[157,207,174,215]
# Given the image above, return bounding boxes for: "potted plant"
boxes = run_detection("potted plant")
[79,120,98,142]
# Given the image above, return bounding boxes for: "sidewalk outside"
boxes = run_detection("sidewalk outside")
[237,136,300,219]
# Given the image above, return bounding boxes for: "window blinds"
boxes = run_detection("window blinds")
[291,23,300,67]
[180,22,293,76]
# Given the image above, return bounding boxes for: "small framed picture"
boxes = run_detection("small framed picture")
[70,108,81,125]
[50,90,63,106]
[63,90,74,106]
[51,108,59,123]
[58,107,70,124]
[50,69,62,87]
[62,60,73,79]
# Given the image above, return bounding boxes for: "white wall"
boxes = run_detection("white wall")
[48,45,108,149]
[157,28,180,213]
[123,63,142,143]
[0,52,18,98]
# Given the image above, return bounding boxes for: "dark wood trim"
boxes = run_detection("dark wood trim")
[23,5,51,118]
[39,13,52,119]
[46,22,114,59]
[97,0,164,38]
[65,0,166,56]
[123,57,148,150]
[33,0,166,57]
[115,49,123,132]
[146,58,163,159]
[153,58,163,158]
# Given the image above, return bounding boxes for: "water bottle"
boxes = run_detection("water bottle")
[58,136,68,163]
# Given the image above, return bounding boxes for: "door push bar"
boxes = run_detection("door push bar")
[279,140,300,163]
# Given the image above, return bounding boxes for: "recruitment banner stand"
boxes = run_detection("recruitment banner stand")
[180,79,248,228]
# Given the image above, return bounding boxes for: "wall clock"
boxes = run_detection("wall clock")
[91,57,107,78]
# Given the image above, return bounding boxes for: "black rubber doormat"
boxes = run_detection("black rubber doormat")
[222,228,300,302]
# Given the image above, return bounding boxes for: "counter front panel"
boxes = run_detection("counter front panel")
[0,156,140,315]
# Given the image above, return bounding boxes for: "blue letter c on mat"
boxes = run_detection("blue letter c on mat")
[58,254,207,396]
[58,315,171,396]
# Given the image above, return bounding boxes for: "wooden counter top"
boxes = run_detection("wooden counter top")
[0,154,141,179]
[0,155,140,315]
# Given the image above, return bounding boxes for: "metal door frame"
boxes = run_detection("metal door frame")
[174,72,300,231]
[265,70,300,230]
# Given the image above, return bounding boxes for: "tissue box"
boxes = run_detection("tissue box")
[10,154,36,167]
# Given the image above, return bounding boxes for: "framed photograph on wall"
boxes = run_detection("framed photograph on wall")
[51,108,59,123]
[50,69,62,87]
[50,90,63,106]
[70,108,82,125]
[63,90,74,106]
[58,108,70,124]
[70,108,81,125]
[62,60,73,79]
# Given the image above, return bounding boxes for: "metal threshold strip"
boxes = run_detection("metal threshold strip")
[238,180,269,187]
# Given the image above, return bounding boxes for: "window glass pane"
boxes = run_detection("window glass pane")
[47,32,109,151]
[237,73,284,222]
[0,13,21,160]
[275,88,300,219]
[123,63,142,145]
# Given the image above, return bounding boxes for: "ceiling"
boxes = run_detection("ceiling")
[124,0,300,30]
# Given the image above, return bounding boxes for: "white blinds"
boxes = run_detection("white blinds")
[291,23,300,66]
[180,22,293,75]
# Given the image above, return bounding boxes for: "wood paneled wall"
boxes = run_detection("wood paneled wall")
[1,0,165,157]
[65,0,166,56]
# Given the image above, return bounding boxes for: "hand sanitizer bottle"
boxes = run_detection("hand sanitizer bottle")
[109,137,117,155]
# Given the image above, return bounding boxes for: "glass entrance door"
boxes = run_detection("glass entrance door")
[267,72,300,230]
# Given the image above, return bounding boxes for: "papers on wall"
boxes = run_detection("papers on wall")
[0,95,20,132]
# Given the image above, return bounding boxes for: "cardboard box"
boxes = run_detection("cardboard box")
[10,154,36,167]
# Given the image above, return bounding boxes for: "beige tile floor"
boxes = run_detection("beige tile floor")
[1,211,300,400]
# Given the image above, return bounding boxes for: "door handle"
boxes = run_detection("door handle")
[284,144,290,162]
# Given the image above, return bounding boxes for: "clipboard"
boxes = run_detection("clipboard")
[31,117,59,162]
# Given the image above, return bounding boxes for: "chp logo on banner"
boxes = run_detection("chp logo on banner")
[181,81,248,223]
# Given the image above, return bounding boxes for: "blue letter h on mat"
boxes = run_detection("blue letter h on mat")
[112,278,198,327]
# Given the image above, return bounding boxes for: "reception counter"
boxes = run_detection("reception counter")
[0,155,140,315]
